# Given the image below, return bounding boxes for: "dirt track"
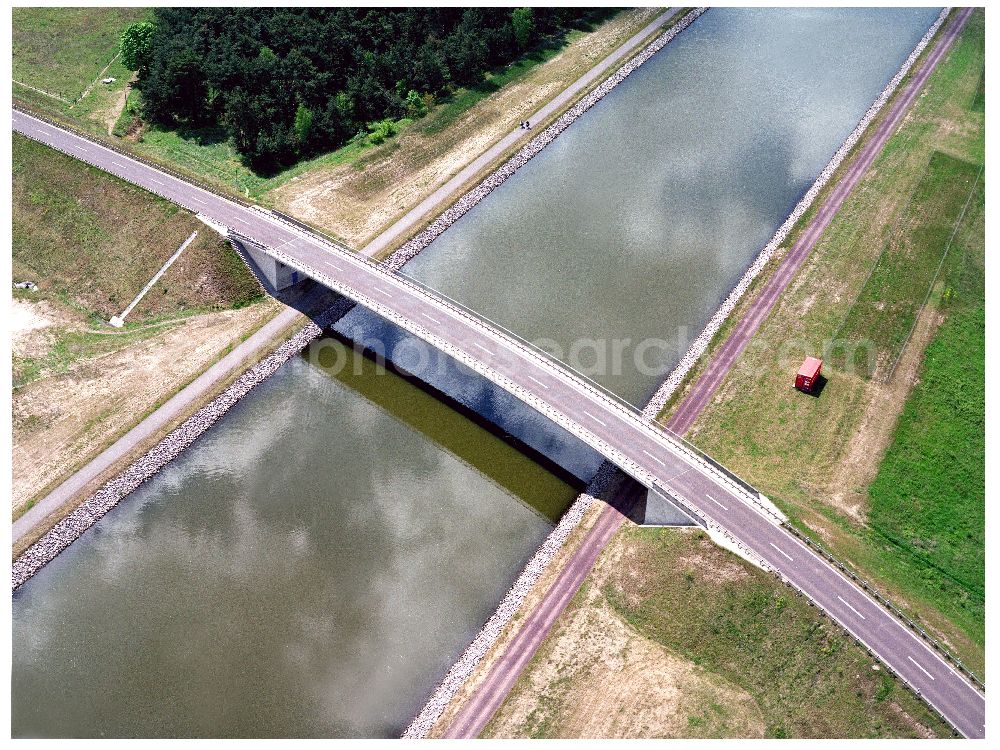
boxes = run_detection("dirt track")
[440,7,974,738]
[666,7,973,434]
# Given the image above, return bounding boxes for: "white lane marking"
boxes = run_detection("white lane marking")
[190,196,207,205]
[149,177,166,186]
[706,493,728,511]
[837,595,867,620]
[472,341,493,356]
[769,542,793,562]
[112,161,129,169]
[421,312,442,325]
[583,410,607,427]
[782,530,984,699]
[374,286,394,298]
[908,655,936,681]
[323,260,343,272]
[642,449,666,467]
[527,374,549,389]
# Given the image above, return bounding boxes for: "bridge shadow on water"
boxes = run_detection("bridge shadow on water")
[239,258,701,529]
[321,326,588,507]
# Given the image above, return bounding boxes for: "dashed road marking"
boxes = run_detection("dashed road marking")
[112,161,129,169]
[421,312,441,325]
[769,542,793,562]
[642,449,666,467]
[837,595,867,620]
[323,260,343,272]
[189,196,207,205]
[472,341,493,356]
[149,177,166,186]
[583,410,607,427]
[706,493,728,511]
[374,286,394,298]
[908,655,935,681]
[527,374,549,389]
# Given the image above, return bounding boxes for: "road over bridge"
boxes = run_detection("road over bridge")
[12,108,985,738]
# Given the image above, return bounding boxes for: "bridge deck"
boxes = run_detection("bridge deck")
[12,107,985,738]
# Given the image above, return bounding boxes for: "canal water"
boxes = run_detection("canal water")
[405,6,942,404]
[12,345,575,738]
[12,7,941,738]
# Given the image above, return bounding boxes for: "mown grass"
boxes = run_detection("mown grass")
[832,152,981,377]
[12,7,148,99]
[13,132,261,323]
[602,528,949,737]
[680,9,985,670]
[117,16,622,202]
[865,169,985,638]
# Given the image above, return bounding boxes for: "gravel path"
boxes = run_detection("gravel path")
[423,7,973,739]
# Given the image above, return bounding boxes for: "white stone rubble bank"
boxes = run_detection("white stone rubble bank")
[642,7,950,418]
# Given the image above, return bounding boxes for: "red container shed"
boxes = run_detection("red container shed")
[795,357,823,393]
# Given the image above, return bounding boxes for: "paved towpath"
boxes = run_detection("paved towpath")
[361,8,681,257]
[12,8,680,545]
[439,7,983,739]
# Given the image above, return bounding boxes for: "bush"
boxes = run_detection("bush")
[405,89,428,119]
[366,118,397,145]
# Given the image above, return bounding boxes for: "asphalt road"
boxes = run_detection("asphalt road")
[12,16,985,733]
[668,5,977,435]
[443,7,985,738]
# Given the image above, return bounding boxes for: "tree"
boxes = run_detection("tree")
[136,7,581,168]
[120,21,156,71]
[293,103,314,145]
[405,89,428,118]
[511,8,535,50]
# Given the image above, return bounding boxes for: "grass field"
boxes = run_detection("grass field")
[12,7,151,137]
[485,527,949,738]
[13,132,262,387]
[865,167,985,640]
[832,152,981,378]
[12,7,147,99]
[677,9,985,670]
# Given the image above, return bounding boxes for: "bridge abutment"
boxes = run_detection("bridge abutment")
[630,487,702,527]
[240,240,304,292]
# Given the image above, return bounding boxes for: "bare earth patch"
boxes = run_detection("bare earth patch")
[484,529,764,739]
[12,298,65,359]
[270,9,662,247]
[12,300,280,514]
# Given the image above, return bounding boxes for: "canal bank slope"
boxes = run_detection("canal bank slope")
[674,6,985,671]
[12,8,690,555]
[422,7,975,739]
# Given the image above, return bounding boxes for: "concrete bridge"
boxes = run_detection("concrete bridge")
[12,108,985,738]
